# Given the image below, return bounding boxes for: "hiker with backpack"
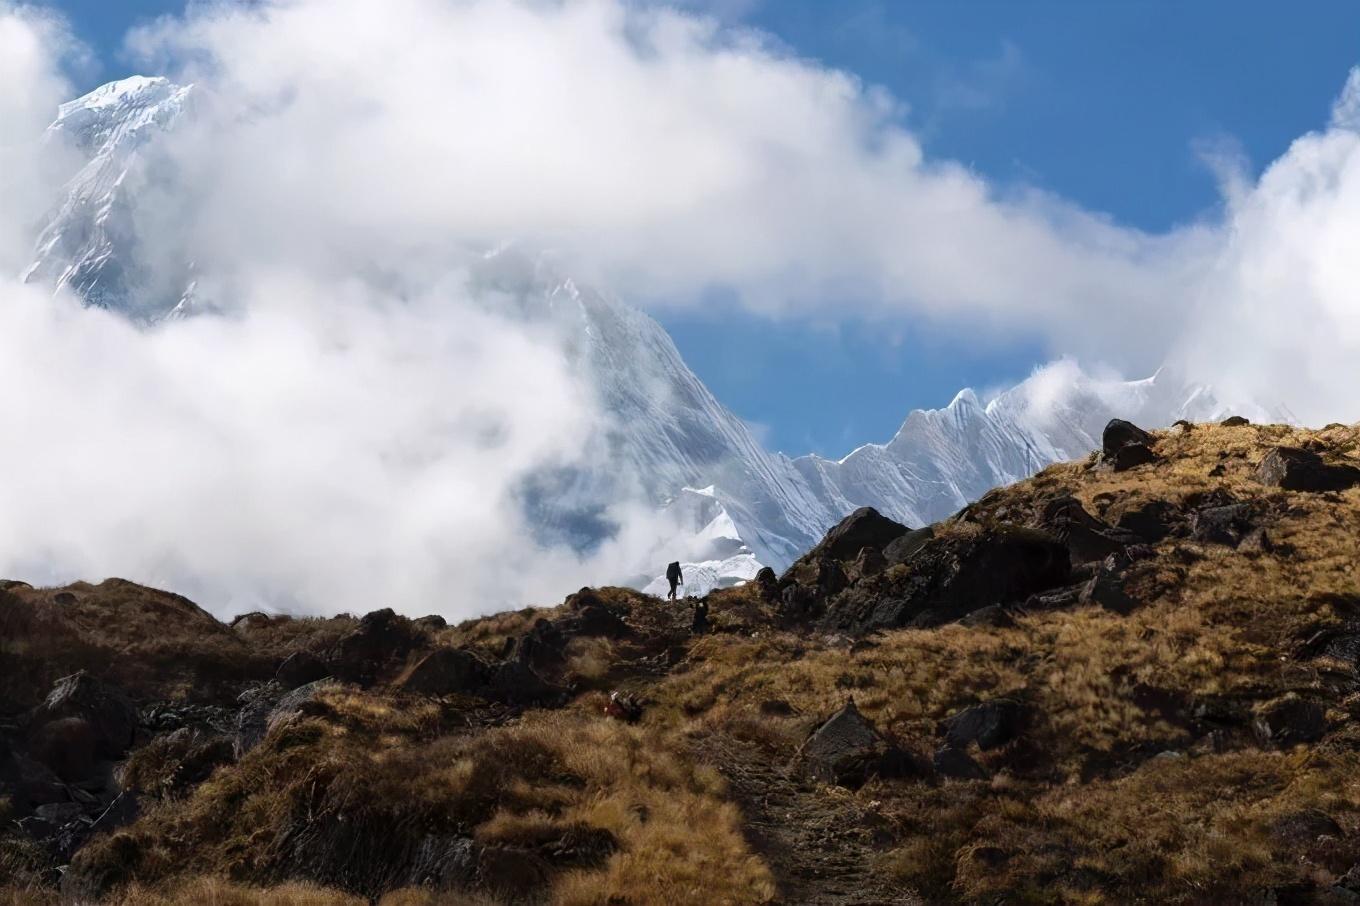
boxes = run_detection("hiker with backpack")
[666,560,683,600]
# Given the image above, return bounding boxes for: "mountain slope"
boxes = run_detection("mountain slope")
[22,76,1274,594]
[6,420,1360,905]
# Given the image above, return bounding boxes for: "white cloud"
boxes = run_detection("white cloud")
[6,1,1360,616]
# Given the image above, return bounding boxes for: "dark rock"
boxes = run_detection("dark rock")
[510,619,566,670]
[780,556,849,605]
[794,700,902,788]
[1038,496,1135,563]
[412,615,448,631]
[958,604,1015,629]
[933,745,988,780]
[398,648,490,696]
[333,608,421,684]
[53,591,77,605]
[883,526,936,566]
[1115,500,1180,542]
[824,525,1069,632]
[1110,442,1156,471]
[847,545,887,581]
[1079,569,1138,615]
[234,679,335,758]
[33,672,136,760]
[230,611,274,635]
[27,716,99,782]
[1191,504,1256,546]
[941,700,1028,751]
[484,660,566,707]
[1103,419,1154,458]
[0,579,32,590]
[1220,415,1252,427]
[560,604,629,640]
[274,651,330,689]
[234,682,284,758]
[752,567,779,599]
[1256,446,1360,492]
[805,507,910,564]
[1254,695,1326,745]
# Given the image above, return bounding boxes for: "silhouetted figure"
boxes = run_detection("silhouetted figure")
[666,561,683,600]
[691,599,709,635]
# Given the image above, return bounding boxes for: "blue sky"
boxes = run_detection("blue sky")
[46,0,1360,456]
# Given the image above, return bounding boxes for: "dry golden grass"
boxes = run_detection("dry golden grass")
[20,422,1360,904]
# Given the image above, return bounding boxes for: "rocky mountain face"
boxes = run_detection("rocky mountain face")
[21,76,1272,595]
[6,418,1360,905]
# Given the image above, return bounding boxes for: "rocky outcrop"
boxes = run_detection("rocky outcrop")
[1100,418,1157,471]
[793,700,912,788]
[1255,446,1360,492]
[821,525,1070,632]
[397,648,490,697]
[32,672,136,762]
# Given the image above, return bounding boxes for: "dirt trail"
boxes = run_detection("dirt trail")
[693,735,922,906]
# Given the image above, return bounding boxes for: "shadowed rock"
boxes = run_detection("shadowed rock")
[941,700,1028,751]
[33,672,136,761]
[275,651,330,689]
[398,648,490,697]
[1254,694,1326,745]
[1256,446,1360,492]
[806,507,910,564]
[794,700,908,788]
[823,526,1069,632]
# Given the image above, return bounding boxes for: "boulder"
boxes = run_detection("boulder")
[1191,504,1256,547]
[1110,442,1156,471]
[398,648,490,697]
[234,679,335,758]
[1256,447,1360,492]
[1254,694,1326,745]
[824,525,1070,632]
[805,507,910,563]
[794,699,904,788]
[933,745,988,780]
[559,604,629,640]
[27,717,99,782]
[1079,567,1138,615]
[957,604,1016,629]
[883,526,936,566]
[1102,419,1154,458]
[274,651,330,689]
[510,619,567,670]
[1115,500,1180,542]
[33,672,136,760]
[1100,419,1157,471]
[1220,415,1251,427]
[412,615,448,632]
[847,545,888,582]
[1037,496,1135,563]
[941,700,1028,751]
[231,611,274,636]
[333,608,421,684]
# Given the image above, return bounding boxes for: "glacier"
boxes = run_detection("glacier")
[19,76,1274,595]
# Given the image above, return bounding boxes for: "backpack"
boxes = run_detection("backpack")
[667,561,681,581]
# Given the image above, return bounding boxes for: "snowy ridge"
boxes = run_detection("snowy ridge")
[23,77,1279,592]
[23,76,195,316]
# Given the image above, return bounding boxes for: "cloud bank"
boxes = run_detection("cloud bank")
[4,0,1360,616]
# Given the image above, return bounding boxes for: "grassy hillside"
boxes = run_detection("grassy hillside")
[7,420,1360,904]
